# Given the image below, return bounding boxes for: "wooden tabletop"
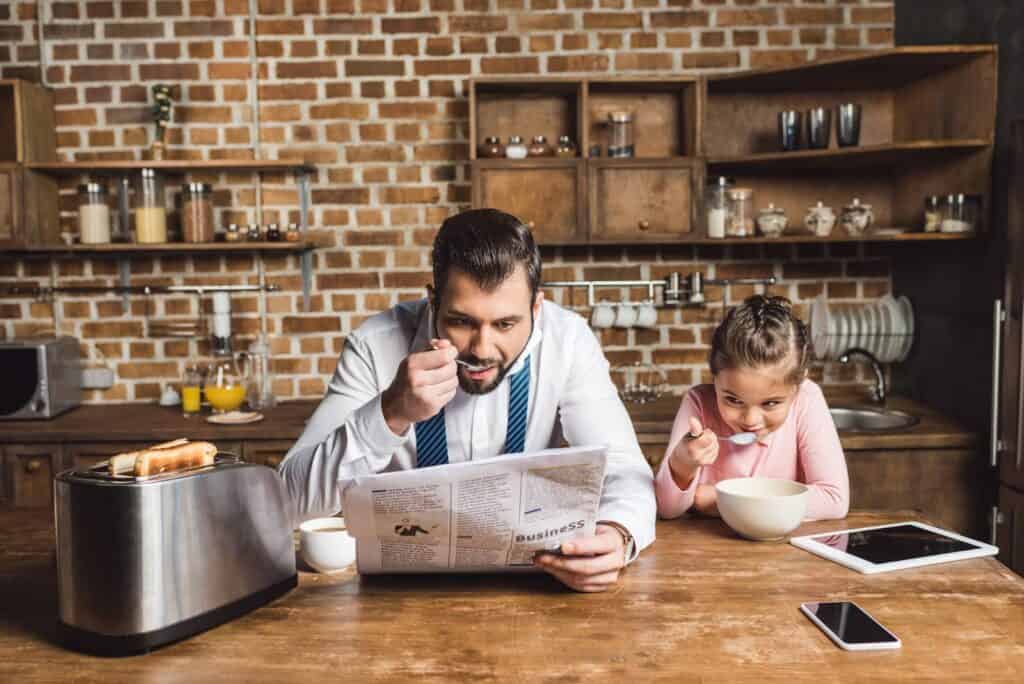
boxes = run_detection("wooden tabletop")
[1,509,1020,682]
[0,393,976,451]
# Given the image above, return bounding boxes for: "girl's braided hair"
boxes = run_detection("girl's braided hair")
[709,294,809,385]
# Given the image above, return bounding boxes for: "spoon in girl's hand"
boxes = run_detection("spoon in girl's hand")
[721,432,758,446]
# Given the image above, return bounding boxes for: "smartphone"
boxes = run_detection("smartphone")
[800,601,901,651]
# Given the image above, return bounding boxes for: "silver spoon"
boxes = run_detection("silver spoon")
[722,432,758,446]
[455,358,491,372]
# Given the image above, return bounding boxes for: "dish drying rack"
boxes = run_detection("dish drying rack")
[810,295,915,364]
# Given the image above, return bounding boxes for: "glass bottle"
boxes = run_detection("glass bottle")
[607,111,635,158]
[267,222,282,242]
[182,182,214,243]
[704,176,732,239]
[225,223,242,242]
[241,336,276,410]
[505,135,528,159]
[77,182,111,244]
[182,364,202,417]
[555,135,577,158]
[923,195,942,232]
[527,135,553,157]
[246,223,262,241]
[726,187,754,237]
[134,168,167,243]
[941,193,980,233]
[285,223,301,242]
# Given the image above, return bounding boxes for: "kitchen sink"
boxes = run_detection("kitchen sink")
[829,407,920,432]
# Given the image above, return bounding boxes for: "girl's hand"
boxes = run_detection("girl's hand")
[668,416,719,489]
[694,484,720,517]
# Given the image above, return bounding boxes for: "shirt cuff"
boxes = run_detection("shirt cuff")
[352,394,410,457]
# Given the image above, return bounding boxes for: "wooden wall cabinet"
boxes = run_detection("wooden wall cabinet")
[2,443,63,509]
[589,159,702,242]
[996,485,1024,576]
[473,159,586,244]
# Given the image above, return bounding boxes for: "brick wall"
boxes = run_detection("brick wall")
[0,0,894,403]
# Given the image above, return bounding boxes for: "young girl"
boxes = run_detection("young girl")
[655,294,849,521]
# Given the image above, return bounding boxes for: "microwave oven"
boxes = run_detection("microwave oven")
[0,337,82,419]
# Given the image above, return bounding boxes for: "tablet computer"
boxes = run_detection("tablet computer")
[790,521,999,574]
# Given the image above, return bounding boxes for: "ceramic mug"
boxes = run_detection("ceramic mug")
[590,301,615,329]
[634,301,658,328]
[300,516,357,573]
[614,303,638,328]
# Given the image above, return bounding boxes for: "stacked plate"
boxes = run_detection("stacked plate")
[809,294,914,363]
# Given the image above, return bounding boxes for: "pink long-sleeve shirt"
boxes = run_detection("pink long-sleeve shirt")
[655,379,850,521]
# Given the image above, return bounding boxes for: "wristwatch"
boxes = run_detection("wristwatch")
[598,520,635,561]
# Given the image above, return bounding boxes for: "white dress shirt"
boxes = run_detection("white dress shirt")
[279,298,656,557]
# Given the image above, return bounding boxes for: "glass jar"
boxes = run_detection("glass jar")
[923,195,942,232]
[77,182,111,244]
[726,187,754,237]
[182,364,202,417]
[134,168,167,243]
[225,223,242,242]
[506,135,528,159]
[527,135,553,157]
[607,111,635,158]
[756,203,788,238]
[246,223,262,241]
[267,222,282,242]
[555,135,577,158]
[941,193,981,233]
[704,176,733,239]
[181,182,214,243]
[285,223,301,242]
[478,136,504,158]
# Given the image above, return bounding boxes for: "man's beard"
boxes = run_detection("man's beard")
[457,359,510,395]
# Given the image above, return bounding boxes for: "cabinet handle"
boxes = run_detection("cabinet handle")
[25,459,42,474]
[638,219,650,231]
[992,298,1004,468]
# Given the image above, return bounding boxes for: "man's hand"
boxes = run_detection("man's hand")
[667,416,719,490]
[381,338,458,436]
[533,524,628,593]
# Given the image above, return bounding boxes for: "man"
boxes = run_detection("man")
[280,208,655,592]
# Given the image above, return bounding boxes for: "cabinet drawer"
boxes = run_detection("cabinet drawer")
[589,160,700,241]
[243,440,295,470]
[4,443,62,509]
[473,160,586,244]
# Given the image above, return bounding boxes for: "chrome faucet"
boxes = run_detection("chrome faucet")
[838,348,886,404]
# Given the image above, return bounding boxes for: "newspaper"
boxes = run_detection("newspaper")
[341,445,607,574]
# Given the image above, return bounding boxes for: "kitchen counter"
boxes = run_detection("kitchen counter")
[1,509,1021,682]
[0,392,977,451]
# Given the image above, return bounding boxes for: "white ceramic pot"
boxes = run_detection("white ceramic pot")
[300,517,357,573]
[715,478,809,541]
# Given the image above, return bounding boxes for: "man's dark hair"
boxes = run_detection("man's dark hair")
[431,208,542,304]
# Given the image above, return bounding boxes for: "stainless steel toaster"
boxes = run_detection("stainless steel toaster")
[54,454,297,656]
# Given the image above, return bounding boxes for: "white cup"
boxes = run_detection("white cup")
[635,301,658,328]
[614,303,638,328]
[590,301,615,329]
[299,516,357,573]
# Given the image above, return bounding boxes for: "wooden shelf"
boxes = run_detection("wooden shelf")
[583,229,977,247]
[708,139,991,171]
[5,241,318,255]
[26,159,315,176]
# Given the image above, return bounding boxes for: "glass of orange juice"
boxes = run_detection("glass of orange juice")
[182,365,202,417]
[205,360,247,414]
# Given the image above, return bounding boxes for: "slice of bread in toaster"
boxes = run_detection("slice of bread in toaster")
[134,441,218,477]
[108,438,190,475]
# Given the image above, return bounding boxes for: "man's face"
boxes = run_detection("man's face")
[434,266,541,395]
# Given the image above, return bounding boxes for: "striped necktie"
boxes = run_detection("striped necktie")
[414,356,531,468]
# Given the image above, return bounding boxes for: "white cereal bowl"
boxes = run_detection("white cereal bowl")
[299,517,357,573]
[715,478,809,541]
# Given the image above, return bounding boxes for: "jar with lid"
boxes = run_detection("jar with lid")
[756,203,788,238]
[134,168,167,243]
[555,135,577,158]
[225,223,242,242]
[181,182,214,243]
[285,223,301,242]
[506,135,528,159]
[478,136,504,158]
[726,187,754,237]
[607,111,635,158]
[246,223,262,241]
[840,197,874,236]
[923,195,942,232]
[77,182,111,244]
[941,193,981,233]
[527,135,553,157]
[704,176,733,239]
[267,223,282,242]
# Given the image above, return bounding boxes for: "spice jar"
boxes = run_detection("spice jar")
[267,223,282,242]
[134,168,167,243]
[607,111,635,158]
[285,223,301,242]
[555,135,577,158]
[527,135,553,157]
[246,223,262,241]
[804,201,836,237]
[478,136,504,159]
[840,197,874,236]
[77,182,111,244]
[704,176,733,240]
[756,203,788,238]
[181,182,214,243]
[225,223,242,242]
[924,195,942,232]
[726,187,754,237]
[941,193,980,233]
[506,135,528,159]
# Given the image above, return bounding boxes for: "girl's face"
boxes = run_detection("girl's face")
[713,361,801,442]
